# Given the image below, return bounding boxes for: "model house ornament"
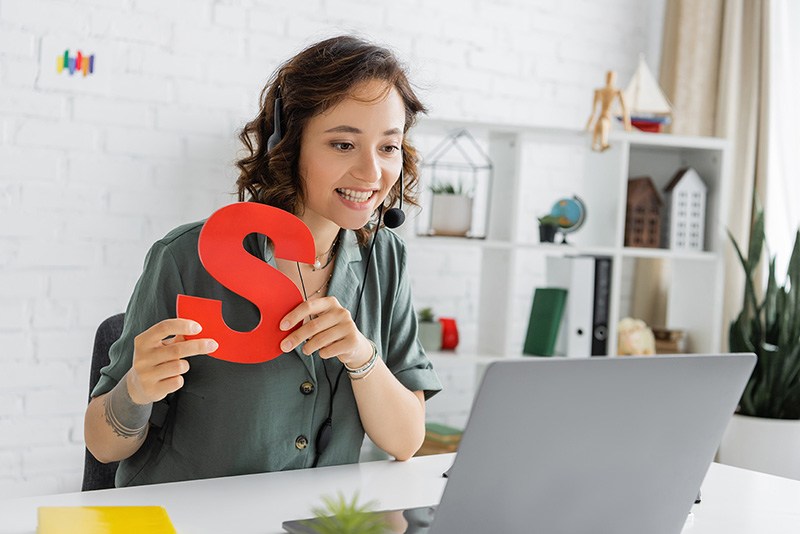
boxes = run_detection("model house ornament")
[663,167,707,251]
[625,177,662,248]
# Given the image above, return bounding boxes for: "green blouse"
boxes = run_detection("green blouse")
[92,221,442,487]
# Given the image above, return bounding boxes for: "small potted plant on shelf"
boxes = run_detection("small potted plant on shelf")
[537,214,561,243]
[717,206,800,479]
[417,307,442,352]
[429,180,472,237]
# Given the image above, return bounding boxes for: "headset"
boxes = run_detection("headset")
[268,86,405,466]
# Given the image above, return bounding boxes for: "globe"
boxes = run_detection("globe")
[549,196,586,243]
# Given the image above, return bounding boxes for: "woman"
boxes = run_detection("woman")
[84,35,442,487]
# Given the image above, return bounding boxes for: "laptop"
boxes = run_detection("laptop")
[284,353,755,534]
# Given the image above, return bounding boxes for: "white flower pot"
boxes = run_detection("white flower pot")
[717,413,800,480]
[417,322,442,352]
[430,194,472,237]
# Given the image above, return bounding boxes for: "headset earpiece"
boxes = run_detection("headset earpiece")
[267,87,283,152]
[382,169,406,229]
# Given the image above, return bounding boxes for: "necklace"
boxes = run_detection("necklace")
[312,236,339,271]
[307,272,333,298]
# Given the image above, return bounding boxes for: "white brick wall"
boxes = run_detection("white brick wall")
[0,0,664,497]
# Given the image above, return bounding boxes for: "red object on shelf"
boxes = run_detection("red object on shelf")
[631,120,663,133]
[439,317,459,350]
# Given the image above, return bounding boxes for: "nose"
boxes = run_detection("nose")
[352,150,382,185]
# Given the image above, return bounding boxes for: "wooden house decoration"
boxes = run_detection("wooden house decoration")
[663,167,707,251]
[625,177,662,248]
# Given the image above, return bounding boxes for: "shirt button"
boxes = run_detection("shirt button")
[295,435,308,450]
[299,381,315,395]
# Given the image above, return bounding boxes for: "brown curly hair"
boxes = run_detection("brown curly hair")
[236,35,428,246]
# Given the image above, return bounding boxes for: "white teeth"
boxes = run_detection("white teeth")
[337,188,374,203]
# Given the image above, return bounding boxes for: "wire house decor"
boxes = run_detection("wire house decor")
[418,129,494,239]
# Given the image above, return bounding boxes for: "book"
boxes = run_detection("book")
[417,422,463,456]
[546,256,595,357]
[424,422,463,445]
[37,506,176,534]
[590,256,613,356]
[522,287,568,357]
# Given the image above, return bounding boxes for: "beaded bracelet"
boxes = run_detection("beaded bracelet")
[345,340,379,380]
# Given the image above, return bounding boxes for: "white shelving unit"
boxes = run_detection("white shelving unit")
[407,119,730,359]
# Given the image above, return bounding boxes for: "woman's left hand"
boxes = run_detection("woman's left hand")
[279,296,373,368]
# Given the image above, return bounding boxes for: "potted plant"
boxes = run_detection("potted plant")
[417,307,442,352]
[717,207,800,479]
[429,180,472,236]
[305,492,388,534]
[537,214,561,243]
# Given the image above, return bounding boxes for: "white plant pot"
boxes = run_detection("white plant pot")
[430,194,472,237]
[717,413,800,480]
[417,322,442,352]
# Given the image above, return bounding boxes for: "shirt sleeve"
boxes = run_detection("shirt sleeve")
[384,242,443,400]
[91,241,185,397]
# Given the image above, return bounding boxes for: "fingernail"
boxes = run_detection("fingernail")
[280,320,290,331]
[206,340,218,352]
[281,339,292,352]
[191,322,202,334]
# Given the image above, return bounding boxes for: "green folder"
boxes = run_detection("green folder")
[523,287,568,356]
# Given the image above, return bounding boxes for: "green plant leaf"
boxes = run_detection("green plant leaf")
[308,492,388,534]
[728,228,759,321]
[727,202,800,419]
[746,208,765,275]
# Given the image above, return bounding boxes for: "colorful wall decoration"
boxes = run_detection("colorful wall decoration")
[56,49,95,76]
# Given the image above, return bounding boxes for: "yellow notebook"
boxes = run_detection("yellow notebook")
[37,506,176,534]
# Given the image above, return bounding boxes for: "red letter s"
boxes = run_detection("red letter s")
[176,203,315,364]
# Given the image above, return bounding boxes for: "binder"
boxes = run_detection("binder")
[590,256,612,356]
[522,287,568,356]
[37,506,176,534]
[546,256,595,357]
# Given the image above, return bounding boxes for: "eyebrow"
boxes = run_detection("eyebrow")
[324,125,402,136]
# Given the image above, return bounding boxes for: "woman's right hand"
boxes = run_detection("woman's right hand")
[126,318,218,405]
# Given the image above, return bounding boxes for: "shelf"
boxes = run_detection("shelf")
[427,351,527,366]
[620,247,719,261]
[407,119,729,357]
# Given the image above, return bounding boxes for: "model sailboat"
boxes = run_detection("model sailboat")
[622,55,673,132]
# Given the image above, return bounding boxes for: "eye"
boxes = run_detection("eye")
[331,142,354,151]
[382,145,401,154]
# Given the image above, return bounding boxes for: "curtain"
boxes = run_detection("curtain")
[764,0,800,281]
[654,0,770,349]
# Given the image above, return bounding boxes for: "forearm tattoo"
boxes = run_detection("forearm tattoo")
[103,381,152,440]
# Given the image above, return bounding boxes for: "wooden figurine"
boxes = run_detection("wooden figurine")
[625,177,662,248]
[585,70,632,152]
[663,167,707,251]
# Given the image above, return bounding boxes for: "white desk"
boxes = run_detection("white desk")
[1,454,799,533]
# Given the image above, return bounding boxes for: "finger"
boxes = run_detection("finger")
[280,312,341,353]
[156,338,218,363]
[152,358,191,381]
[301,325,349,356]
[145,319,203,346]
[280,296,341,331]
[157,375,185,396]
[317,338,359,360]
[160,334,186,346]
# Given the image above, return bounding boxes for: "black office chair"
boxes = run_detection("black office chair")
[81,313,125,491]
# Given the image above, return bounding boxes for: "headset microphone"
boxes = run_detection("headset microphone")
[382,170,405,229]
[266,87,283,152]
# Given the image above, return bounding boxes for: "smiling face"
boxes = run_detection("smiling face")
[297,79,406,237]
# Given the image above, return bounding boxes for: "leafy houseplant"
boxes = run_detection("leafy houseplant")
[306,492,388,534]
[429,180,473,236]
[728,208,800,419]
[537,214,561,243]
